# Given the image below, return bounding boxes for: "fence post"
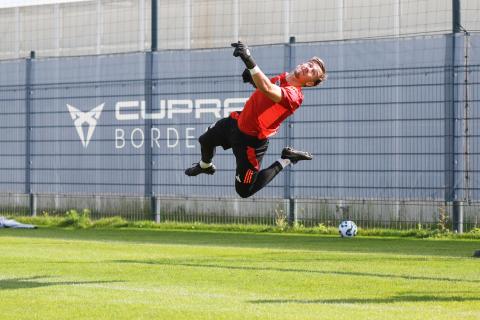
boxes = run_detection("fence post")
[452,0,461,33]
[452,200,463,233]
[25,51,34,215]
[151,0,157,52]
[152,196,161,223]
[284,37,295,221]
[444,8,456,228]
[29,193,37,217]
[288,198,297,226]
[148,0,157,221]
[448,1,464,233]
[145,52,154,219]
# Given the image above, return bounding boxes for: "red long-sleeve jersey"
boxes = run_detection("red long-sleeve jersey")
[234,73,304,139]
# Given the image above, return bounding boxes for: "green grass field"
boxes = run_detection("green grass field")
[1,227,479,320]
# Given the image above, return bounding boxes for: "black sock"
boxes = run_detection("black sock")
[200,145,216,163]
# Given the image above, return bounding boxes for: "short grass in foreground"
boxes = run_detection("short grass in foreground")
[0,228,479,320]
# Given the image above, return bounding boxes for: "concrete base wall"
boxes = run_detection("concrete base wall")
[295,199,453,228]
[0,193,479,230]
[0,193,30,215]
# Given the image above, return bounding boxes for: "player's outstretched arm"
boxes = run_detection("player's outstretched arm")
[231,41,282,103]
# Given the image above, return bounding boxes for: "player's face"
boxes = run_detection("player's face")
[292,60,322,86]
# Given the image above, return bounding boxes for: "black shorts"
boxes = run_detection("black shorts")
[199,116,269,184]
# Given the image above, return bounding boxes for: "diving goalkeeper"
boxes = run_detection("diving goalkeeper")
[185,41,327,198]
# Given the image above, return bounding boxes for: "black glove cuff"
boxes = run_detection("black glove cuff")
[241,56,256,70]
[242,68,256,88]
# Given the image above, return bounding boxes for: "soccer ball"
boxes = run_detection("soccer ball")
[339,220,357,237]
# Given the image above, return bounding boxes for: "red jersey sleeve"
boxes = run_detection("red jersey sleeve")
[269,75,280,84]
[279,86,303,111]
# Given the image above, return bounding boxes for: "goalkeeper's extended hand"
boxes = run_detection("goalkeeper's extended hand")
[231,41,256,69]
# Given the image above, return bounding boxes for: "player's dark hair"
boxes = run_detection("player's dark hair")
[310,57,327,86]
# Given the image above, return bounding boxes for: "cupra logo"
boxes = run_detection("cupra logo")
[65,98,247,149]
[67,103,105,148]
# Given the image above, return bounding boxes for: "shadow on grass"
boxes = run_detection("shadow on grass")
[249,293,480,304]
[0,276,122,291]
[113,259,477,283]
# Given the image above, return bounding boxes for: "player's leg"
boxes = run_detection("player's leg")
[234,145,313,198]
[233,142,274,198]
[234,163,282,198]
[185,118,232,176]
[251,147,314,192]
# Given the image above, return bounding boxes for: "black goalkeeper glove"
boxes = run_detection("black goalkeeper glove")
[231,41,256,69]
[242,68,256,88]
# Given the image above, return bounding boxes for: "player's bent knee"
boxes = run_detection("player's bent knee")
[236,189,251,199]
[198,133,207,145]
[235,183,253,198]
[198,133,214,148]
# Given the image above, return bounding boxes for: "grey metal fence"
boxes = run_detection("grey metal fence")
[0,33,479,230]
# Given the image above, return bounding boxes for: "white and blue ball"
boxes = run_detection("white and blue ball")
[338,220,357,237]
